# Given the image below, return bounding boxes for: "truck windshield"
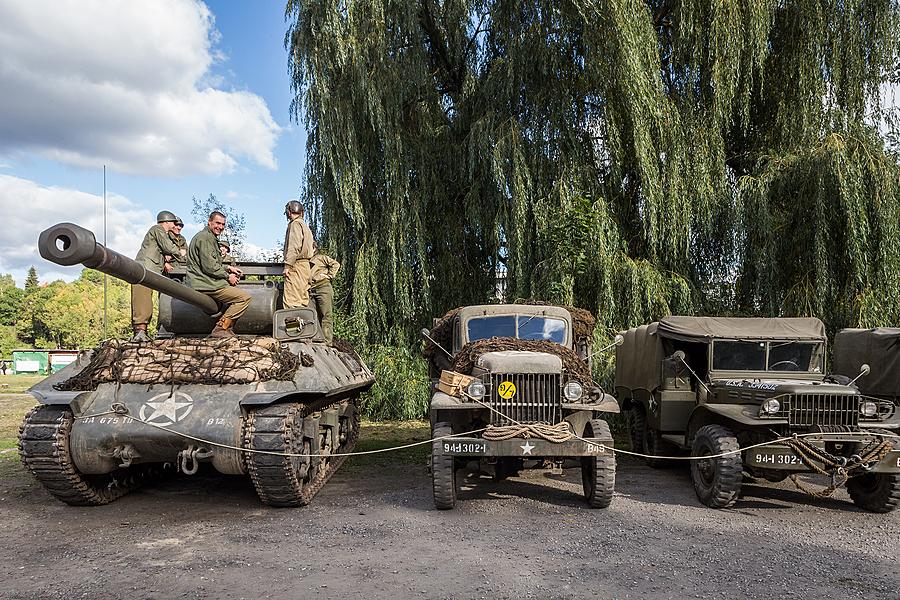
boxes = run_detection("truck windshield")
[466,315,567,344]
[712,340,824,373]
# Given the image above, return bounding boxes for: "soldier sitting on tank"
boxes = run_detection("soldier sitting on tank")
[218,239,237,266]
[186,211,252,338]
[165,217,188,266]
[131,210,187,342]
[309,242,340,345]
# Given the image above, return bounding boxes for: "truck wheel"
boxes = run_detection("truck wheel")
[432,422,457,510]
[629,406,673,468]
[581,419,615,508]
[690,425,742,509]
[847,473,900,513]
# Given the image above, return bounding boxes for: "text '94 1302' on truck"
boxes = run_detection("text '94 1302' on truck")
[615,317,900,512]
[423,304,620,510]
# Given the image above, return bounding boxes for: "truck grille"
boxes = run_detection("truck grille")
[488,373,561,425]
[782,394,859,428]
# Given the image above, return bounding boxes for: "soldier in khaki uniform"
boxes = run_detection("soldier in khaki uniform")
[186,211,252,338]
[282,200,314,308]
[132,210,186,341]
[308,244,340,344]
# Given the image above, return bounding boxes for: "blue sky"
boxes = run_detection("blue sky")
[0,0,308,284]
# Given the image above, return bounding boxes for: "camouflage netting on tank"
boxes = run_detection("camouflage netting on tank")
[450,338,594,385]
[422,304,596,359]
[55,338,302,390]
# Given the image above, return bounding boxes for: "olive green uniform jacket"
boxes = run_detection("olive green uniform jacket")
[136,224,182,271]
[168,232,188,264]
[186,227,229,291]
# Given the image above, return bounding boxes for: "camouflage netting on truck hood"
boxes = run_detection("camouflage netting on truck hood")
[450,338,594,385]
[422,304,596,359]
[55,337,302,390]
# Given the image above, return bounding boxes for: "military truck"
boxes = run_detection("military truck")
[18,222,374,507]
[424,304,619,509]
[615,317,900,511]
[834,327,900,405]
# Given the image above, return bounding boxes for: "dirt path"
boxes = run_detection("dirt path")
[0,449,896,600]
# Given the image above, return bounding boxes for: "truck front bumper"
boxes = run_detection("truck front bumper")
[745,439,900,474]
[435,436,613,458]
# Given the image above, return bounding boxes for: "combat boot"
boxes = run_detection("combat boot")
[208,316,236,339]
[131,324,152,343]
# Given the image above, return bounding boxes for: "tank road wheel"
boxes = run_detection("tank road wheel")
[629,405,672,468]
[18,405,155,506]
[690,425,742,509]
[581,419,615,509]
[847,473,900,513]
[432,422,457,510]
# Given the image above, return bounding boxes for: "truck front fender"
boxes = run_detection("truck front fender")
[687,404,787,441]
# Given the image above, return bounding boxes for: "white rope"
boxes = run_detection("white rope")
[73,405,900,462]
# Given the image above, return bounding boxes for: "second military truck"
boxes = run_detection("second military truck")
[425,304,620,509]
[616,317,900,512]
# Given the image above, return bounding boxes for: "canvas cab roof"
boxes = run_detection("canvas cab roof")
[656,316,826,342]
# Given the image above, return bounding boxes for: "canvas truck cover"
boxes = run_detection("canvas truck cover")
[833,328,900,397]
[656,316,826,342]
[615,317,827,393]
[615,323,666,393]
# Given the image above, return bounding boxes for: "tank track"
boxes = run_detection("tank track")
[243,395,361,507]
[18,405,164,506]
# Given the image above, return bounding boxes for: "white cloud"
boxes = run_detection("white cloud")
[0,0,280,177]
[0,174,152,285]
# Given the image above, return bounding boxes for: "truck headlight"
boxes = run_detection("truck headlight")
[760,398,781,415]
[860,401,878,418]
[467,381,486,400]
[563,381,583,401]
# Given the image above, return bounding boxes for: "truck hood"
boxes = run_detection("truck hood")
[475,351,563,374]
[712,378,859,396]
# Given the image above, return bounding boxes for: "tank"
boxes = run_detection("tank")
[18,222,375,507]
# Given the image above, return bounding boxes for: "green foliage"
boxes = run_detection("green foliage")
[0,325,17,358]
[190,194,248,258]
[358,343,432,421]
[24,267,38,291]
[286,0,900,345]
[0,285,24,326]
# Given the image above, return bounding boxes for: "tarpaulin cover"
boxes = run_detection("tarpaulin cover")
[614,323,665,392]
[656,316,826,342]
[615,317,827,392]
[833,328,900,397]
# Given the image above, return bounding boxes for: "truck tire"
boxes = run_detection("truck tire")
[690,424,742,508]
[847,473,900,513]
[432,422,457,510]
[581,419,615,508]
[629,405,673,468]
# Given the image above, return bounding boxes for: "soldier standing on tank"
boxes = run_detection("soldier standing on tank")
[131,210,186,341]
[282,200,314,308]
[308,243,340,344]
[186,211,252,338]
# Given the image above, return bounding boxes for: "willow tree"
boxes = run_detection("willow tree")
[286,0,900,344]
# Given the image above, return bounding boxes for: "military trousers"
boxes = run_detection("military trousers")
[284,261,311,308]
[310,282,334,344]
[131,284,154,326]
[204,286,252,321]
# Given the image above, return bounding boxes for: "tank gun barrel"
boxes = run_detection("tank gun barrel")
[38,222,219,315]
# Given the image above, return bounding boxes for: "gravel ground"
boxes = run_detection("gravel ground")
[0,451,897,600]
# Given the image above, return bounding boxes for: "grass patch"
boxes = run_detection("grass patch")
[0,394,37,479]
[0,374,46,394]
[345,420,430,472]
